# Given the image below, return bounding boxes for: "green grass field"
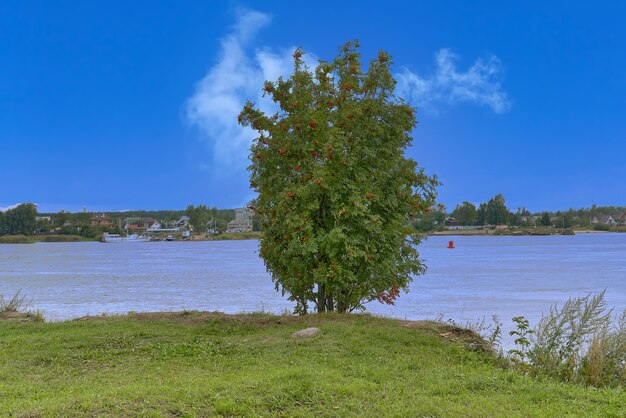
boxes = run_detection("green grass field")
[1,312,624,417]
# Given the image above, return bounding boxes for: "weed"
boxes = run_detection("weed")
[508,316,534,368]
[521,291,625,387]
[0,290,45,322]
[0,289,28,312]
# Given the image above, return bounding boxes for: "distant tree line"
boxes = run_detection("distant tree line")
[185,205,236,233]
[412,195,626,232]
[0,203,37,235]
[5,199,621,238]
[36,206,238,236]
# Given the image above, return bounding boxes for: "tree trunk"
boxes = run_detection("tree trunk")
[326,295,334,312]
[317,283,326,313]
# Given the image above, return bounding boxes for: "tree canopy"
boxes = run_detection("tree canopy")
[480,194,509,225]
[238,41,438,314]
[0,203,37,236]
[452,201,478,225]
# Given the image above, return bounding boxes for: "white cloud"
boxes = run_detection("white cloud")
[186,11,511,175]
[396,48,511,114]
[186,10,270,172]
[186,10,318,173]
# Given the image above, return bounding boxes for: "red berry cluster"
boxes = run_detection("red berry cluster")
[376,286,400,305]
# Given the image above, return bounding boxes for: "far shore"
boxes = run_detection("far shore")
[430,228,612,236]
[0,231,263,244]
[2,229,620,244]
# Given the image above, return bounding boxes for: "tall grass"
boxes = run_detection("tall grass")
[506,291,625,387]
[0,234,84,244]
[0,290,28,312]
[0,290,45,322]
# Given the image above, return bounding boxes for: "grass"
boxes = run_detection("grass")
[1,312,624,416]
[208,231,263,240]
[0,234,89,244]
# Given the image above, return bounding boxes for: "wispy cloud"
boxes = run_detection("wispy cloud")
[186,10,271,172]
[185,10,511,175]
[186,10,316,173]
[396,49,511,114]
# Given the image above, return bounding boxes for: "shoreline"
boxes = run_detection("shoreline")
[0,231,263,244]
[1,229,619,244]
[430,228,614,236]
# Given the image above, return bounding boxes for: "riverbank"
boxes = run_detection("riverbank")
[1,312,623,416]
[430,228,576,236]
[431,227,624,236]
[0,232,263,244]
[194,231,263,241]
[0,234,92,244]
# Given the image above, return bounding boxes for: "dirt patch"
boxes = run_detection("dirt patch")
[73,311,307,326]
[0,311,39,323]
[72,311,384,327]
[402,320,492,352]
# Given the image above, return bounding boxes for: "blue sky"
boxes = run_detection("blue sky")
[1,1,624,213]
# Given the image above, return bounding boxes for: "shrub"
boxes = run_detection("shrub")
[527,291,625,387]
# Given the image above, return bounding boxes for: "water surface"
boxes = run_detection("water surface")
[1,234,624,333]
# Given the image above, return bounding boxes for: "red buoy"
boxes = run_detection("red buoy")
[447,240,455,249]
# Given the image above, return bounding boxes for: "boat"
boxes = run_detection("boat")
[165,235,174,241]
[102,233,151,243]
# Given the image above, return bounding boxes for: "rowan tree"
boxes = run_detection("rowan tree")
[238,41,438,314]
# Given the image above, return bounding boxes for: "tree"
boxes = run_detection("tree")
[452,202,477,225]
[0,211,6,235]
[187,204,210,233]
[541,212,552,227]
[55,210,70,227]
[0,204,37,235]
[412,204,445,232]
[485,194,509,225]
[238,41,438,314]
[477,203,488,225]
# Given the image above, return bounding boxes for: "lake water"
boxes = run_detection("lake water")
[1,234,625,336]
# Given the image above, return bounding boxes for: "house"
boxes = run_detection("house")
[170,216,191,229]
[90,214,113,228]
[444,216,461,226]
[124,217,159,231]
[444,217,463,230]
[35,216,51,222]
[591,214,617,226]
[227,208,253,233]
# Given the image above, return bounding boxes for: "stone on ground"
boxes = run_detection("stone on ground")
[291,327,320,339]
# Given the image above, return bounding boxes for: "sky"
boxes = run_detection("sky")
[1,1,625,213]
